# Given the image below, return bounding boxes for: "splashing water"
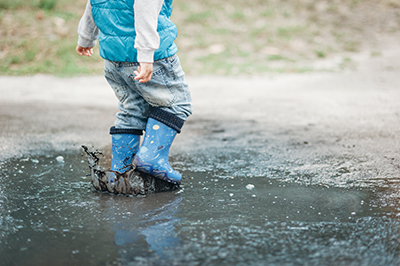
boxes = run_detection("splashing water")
[81,145,178,195]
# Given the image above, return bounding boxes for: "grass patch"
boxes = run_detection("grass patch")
[0,0,56,10]
[0,0,399,76]
[267,55,289,61]
[184,11,214,24]
[0,0,103,76]
[0,0,26,10]
[38,0,57,11]
[172,0,400,75]
[315,50,326,58]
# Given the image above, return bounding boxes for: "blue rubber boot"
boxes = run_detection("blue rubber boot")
[133,108,184,184]
[110,127,142,174]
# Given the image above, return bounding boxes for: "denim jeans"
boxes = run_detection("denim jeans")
[104,54,193,131]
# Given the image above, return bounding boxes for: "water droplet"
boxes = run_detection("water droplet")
[56,156,64,163]
[246,184,255,190]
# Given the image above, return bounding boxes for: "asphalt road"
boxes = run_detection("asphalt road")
[1,48,400,187]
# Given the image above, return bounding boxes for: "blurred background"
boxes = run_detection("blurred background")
[0,0,399,76]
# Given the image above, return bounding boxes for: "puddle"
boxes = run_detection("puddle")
[1,151,400,265]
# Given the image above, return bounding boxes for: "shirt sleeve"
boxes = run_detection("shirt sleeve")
[77,0,99,48]
[134,0,164,63]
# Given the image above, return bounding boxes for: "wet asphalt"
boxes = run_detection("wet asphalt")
[2,49,400,187]
[1,48,400,265]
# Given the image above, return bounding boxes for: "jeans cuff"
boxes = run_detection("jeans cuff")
[149,107,184,133]
[109,126,143,135]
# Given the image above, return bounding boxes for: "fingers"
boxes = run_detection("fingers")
[133,67,141,79]
[135,72,151,83]
[86,48,93,57]
[76,46,83,56]
[76,46,93,57]
[134,63,153,83]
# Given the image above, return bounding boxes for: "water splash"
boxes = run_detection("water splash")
[82,145,178,195]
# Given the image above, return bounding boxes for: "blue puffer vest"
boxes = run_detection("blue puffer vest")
[91,0,178,62]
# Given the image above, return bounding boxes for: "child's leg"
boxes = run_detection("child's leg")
[104,60,149,130]
[133,54,193,122]
[104,60,148,175]
[132,108,184,183]
[109,127,142,173]
[132,55,193,183]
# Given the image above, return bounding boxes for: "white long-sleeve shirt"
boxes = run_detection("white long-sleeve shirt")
[77,0,164,63]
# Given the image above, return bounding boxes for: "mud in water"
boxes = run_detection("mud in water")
[1,149,400,266]
[81,145,178,196]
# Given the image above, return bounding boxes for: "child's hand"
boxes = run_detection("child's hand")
[134,62,153,83]
[76,45,93,57]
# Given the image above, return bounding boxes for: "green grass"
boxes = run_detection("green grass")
[315,50,326,58]
[184,11,214,24]
[0,0,399,76]
[0,0,103,76]
[0,0,57,10]
[38,0,57,11]
[172,0,400,75]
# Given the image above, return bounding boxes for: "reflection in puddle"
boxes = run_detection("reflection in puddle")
[1,151,400,265]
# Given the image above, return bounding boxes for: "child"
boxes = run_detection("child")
[76,0,192,184]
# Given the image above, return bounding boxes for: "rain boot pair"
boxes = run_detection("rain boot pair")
[110,108,184,184]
